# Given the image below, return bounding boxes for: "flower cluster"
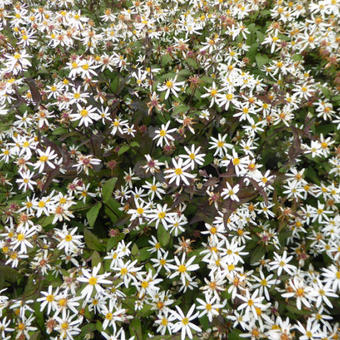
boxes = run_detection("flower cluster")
[0,0,339,339]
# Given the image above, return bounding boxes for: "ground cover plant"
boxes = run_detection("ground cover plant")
[0,0,339,339]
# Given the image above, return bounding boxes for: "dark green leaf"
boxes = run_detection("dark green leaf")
[255,54,268,68]
[102,178,117,202]
[250,246,266,265]
[118,145,130,156]
[129,318,142,340]
[84,229,105,251]
[86,202,102,227]
[157,225,170,247]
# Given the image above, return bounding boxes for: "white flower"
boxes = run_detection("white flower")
[221,182,240,201]
[70,104,100,127]
[164,158,196,186]
[209,133,233,157]
[269,251,296,276]
[168,253,199,285]
[55,225,84,255]
[34,147,58,173]
[153,121,177,147]
[169,305,202,340]
[157,75,185,99]
[180,145,206,170]
[77,263,111,301]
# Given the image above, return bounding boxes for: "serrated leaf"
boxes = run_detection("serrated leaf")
[0,265,20,283]
[104,197,123,217]
[80,323,97,337]
[131,243,139,256]
[157,225,170,247]
[106,234,125,251]
[118,145,130,156]
[161,54,172,66]
[104,206,118,223]
[255,54,268,68]
[250,246,266,265]
[52,127,68,135]
[286,304,312,316]
[186,57,199,69]
[102,177,117,202]
[86,202,102,227]
[91,250,102,267]
[138,247,152,261]
[84,229,105,251]
[110,74,120,93]
[129,318,142,340]
[40,215,54,227]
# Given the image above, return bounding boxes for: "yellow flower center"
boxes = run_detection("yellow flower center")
[182,317,189,325]
[80,109,88,117]
[61,322,69,330]
[88,277,97,285]
[166,80,173,88]
[178,264,186,273]
[141,281,149,289]
[17,233,25,241]
[158,212,166,219]
[39,155,48,162]
[137,207,144,215]
[65,234,72,242]
[46,294,54,302]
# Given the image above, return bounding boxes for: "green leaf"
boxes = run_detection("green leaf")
[33,302,44,330]
[255,54,268,68]
[129,318,142,340]
[86,202,102,227]
[52,127,68,135]
[138,247,152,261]
[102,177,117,202]
[96,320,103,332]
[256,30,265,43]
[104,206,118,223]
[84,229,105,251]
[286,304,312,316]
[173,104,190,115]
[250,246,266,265]
[118,144,130,156]
[229,329,242,340]
[131,243,139,256]
[247,23,256,32]
[320,86,331,99]
[0,265,20,283]
[186,58,199,69]
[104,197,123,217]
[110,74,120,93]
[177,69,191,78]
[161,54,172,67]
[80,323,97,337]
[40,215,54,227]
[157,225,170,247]
[292,54,303,61]
[91,250,102,267]
[106,234,125,251]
